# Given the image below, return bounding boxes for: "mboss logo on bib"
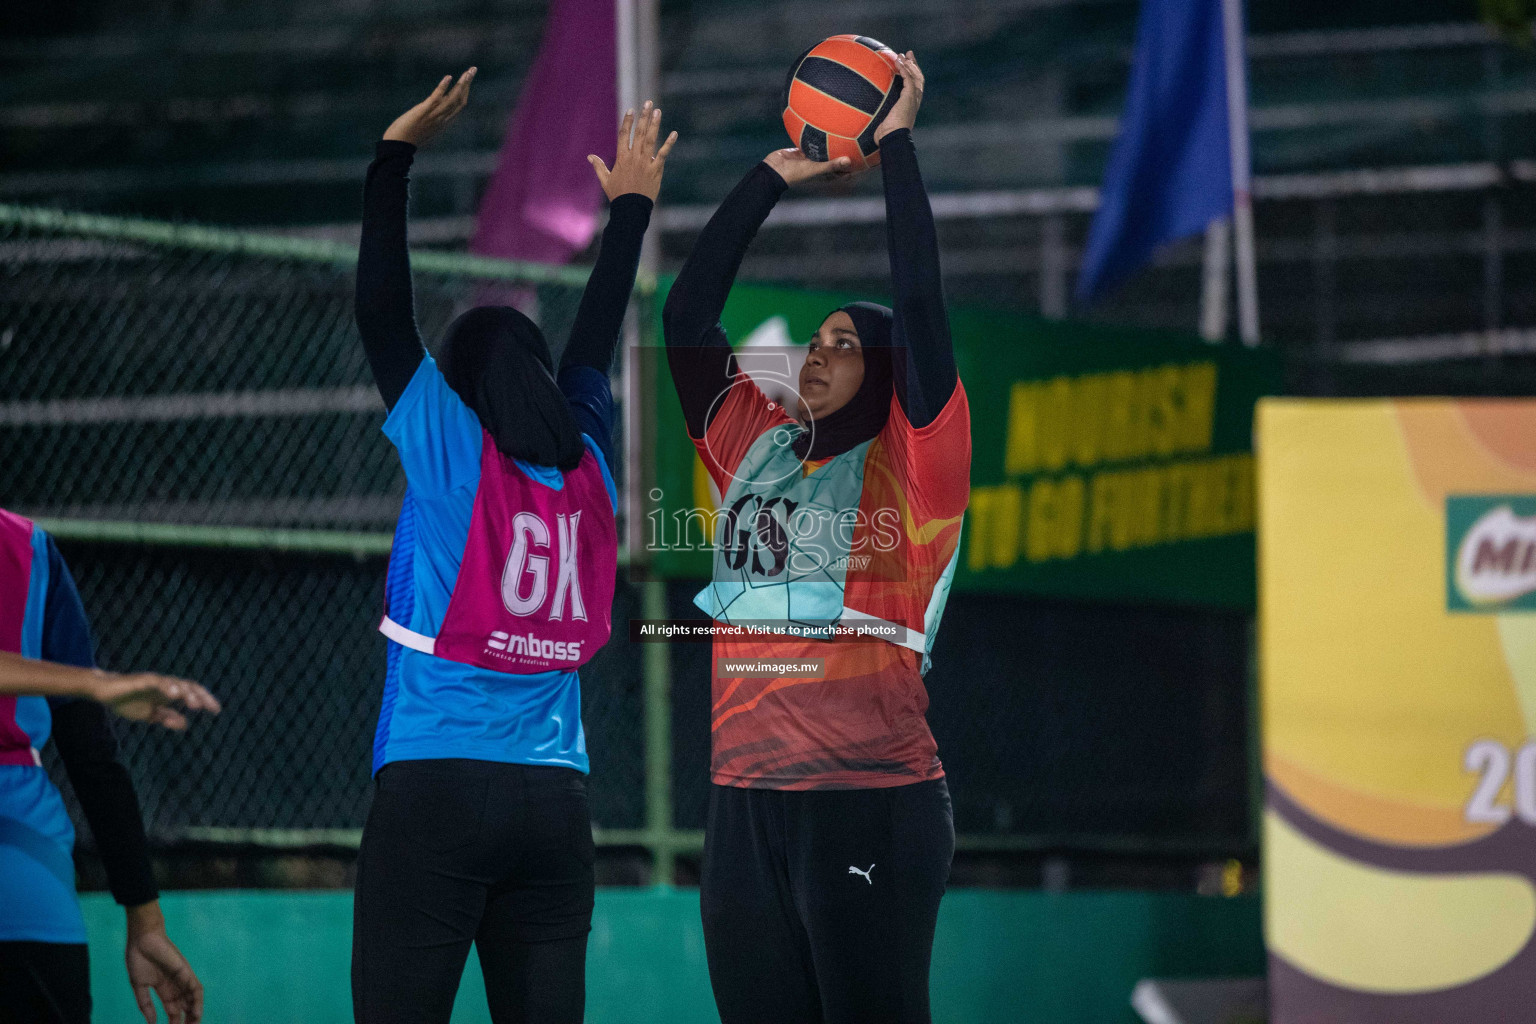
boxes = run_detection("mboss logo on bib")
[487,629,582,662]
[1449,495,1536,611]
[491,510,587,661]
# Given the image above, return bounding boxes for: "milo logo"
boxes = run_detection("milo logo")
[1449,496,1536,611]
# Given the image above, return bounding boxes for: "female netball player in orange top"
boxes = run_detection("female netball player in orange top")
[662,51,970,1024]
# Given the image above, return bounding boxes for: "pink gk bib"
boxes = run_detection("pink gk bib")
[0,509,40,766]
[380,432,617,673]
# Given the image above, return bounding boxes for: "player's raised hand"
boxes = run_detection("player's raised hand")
[763,147,860,188]
[873,51,924,144]
[383,68,477,148]
[588,100,678,202]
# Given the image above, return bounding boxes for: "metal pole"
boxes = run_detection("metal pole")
[1313,199,1337,394]
[1483,193,1503,332]
[619,0,675,887]
[637,0,675,888]
[616,0,656,559]
[1198,218,1231,342]
[643,578,675,885]
[1039,214,1067,319]
[617,0,646,562]
[1221,0,1261,346]
[615,0,637,118]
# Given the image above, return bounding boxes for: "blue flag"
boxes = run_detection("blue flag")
[1076,0,1238,305]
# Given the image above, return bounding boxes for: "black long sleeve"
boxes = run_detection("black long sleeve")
[356,140,427,410]
[879,129,956,428]
[50,700,158,907]
[662,162,789,437]
[40,537,157,908]
[560,194,654,375]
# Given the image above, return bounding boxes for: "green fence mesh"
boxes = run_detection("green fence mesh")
[49,542,649,842]
[0,204,612,532]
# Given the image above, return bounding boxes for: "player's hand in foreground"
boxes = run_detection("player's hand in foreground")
[588,100,678,202]
[383,67,477,147]
[126,902,205,1024]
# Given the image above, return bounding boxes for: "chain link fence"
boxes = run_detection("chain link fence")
[50,542,648,841]
[0,205,609,529]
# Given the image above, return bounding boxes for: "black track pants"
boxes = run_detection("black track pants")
[351,759,595,1024]
[0,942,90,1024]
[700,778,954,1024]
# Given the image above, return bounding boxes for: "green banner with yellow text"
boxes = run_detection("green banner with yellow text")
[646,278,1281,608]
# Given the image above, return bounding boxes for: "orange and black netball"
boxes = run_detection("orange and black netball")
[781,34,902,170]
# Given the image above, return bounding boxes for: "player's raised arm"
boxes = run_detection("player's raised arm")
[661,145,858,438]
[355,69,477,410]
[873,52,956,429]
[563,102,674,378]
[557,103,675,467]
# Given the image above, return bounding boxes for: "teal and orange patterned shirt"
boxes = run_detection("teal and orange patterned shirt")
[694,373,971,789]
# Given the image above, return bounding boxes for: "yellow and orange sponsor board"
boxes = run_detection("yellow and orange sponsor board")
[1259,399,1536,1021]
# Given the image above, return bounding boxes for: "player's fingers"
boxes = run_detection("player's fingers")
[122,675,177,705]
[170,685,213,714]
[187,972,205,1024]
[655,130,678,162]
[150,707,189,731]
[449,67,476,109]
[169,962,201,1022]
[644,104,662,152]
[637,100,654,150]
[133,984,157,1024]
[425,75,452,105]
[160,973,191,1023]
[583,155,608,189]
[618,108,635,150]
[180,682,220,714]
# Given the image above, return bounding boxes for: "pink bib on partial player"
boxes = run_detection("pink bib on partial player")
[0,509,41,767]
[380,432,617,674]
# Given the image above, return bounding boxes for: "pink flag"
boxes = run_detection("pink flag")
[471,0,616,265]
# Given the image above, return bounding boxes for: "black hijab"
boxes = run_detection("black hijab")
[792,301,896,462]
[437,306,586,471]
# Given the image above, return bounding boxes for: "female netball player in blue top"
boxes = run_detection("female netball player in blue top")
[351,70,674,1024]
